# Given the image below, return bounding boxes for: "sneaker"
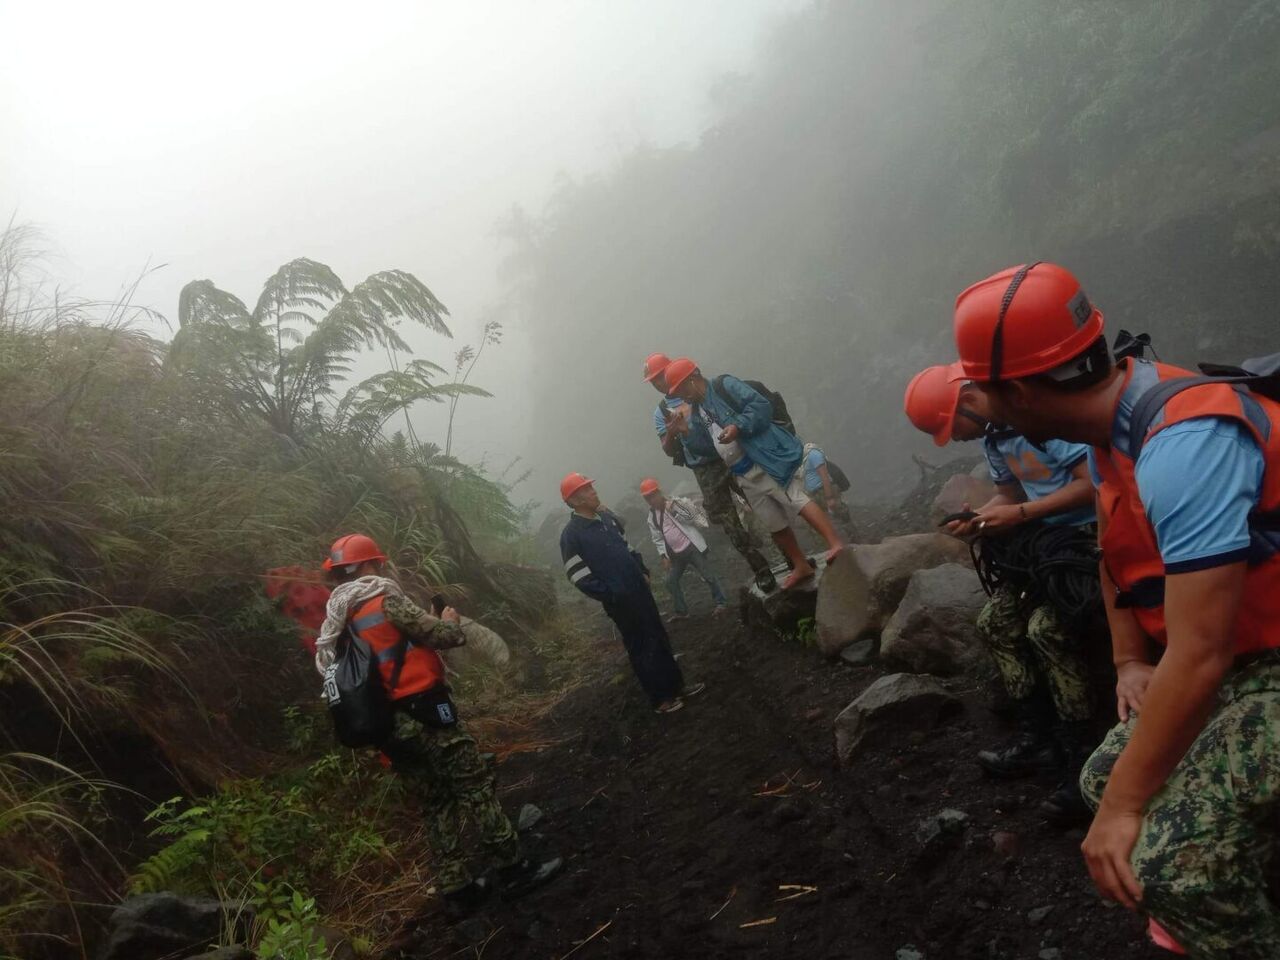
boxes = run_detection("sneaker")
[682,682,706,699]
[497,856,563,900]
[712,604,729,617]
[655,698,685,714]
[667,613,690,623]
[441,878,491,918]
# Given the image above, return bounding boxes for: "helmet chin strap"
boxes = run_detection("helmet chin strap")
[957,407,990,428]
[990,261,1042,382]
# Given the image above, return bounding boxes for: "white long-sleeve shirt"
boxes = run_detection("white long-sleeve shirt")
[645,496,710,558]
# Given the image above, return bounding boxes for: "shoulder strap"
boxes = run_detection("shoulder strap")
[1128,374,1261,456]
[385,637,410,692]
[711,374,742,414]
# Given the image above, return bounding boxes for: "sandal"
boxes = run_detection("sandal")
[655,698,685,714]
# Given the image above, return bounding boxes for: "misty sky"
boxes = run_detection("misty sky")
[1,0,804,485]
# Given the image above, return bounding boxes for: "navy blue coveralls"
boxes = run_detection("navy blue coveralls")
[560,509,684,705]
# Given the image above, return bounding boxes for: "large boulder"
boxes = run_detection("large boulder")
[740,557,829,643]
[930,470,997,526]
[98,893,252,960]
[879,564,988,675]
[834,673,962,763]
[815,534,970,656]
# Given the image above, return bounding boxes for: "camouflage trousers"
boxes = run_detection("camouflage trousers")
[1080,655,1280,960]
[382,716,521,894]
[975,584,1092,721]
[692,460,770,574]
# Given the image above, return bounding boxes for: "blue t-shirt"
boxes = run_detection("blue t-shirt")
[1090,360,1267,573]
[653,398,715,467]
[983,433,1094,526]
[802,447,826,494]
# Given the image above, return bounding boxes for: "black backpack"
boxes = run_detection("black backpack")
[825,458,851,492]
[711,375,796,435]
[322,630,407,748]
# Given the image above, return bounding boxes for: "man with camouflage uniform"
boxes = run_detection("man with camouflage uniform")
[906,363,1100,824]
[643,353,777,591]
[314,534,561,915]
[952,261,1280,958]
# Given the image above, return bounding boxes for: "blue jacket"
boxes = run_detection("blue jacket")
[653,398,717,467]
[696,374,804,485]
[560,509,650,607]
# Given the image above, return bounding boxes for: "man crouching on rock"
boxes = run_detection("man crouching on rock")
[314,534,561,915]
[559,473,706,714]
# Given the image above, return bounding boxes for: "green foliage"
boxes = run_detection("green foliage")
[253,886,326,960]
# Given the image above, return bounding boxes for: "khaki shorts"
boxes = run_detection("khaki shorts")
[736,464,809,533]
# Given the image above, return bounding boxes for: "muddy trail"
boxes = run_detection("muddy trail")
[396,592,1163,960]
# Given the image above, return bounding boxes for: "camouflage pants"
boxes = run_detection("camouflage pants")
[1080,656,1280,960]
[975,584,1092,721]
[382,717,521,894]
[691,460,770,574]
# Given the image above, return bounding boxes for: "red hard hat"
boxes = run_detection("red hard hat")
[663,357,698,393]
[953,262,1104,381]
[642,353,671,383]
[560,472,594,502]
[904,363,965,446]
[639,477,660,496]
[322,533,387,570]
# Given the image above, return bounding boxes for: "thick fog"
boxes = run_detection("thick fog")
[5,0,1279,522]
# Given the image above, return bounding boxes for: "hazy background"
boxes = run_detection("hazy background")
[5,0,1280,520]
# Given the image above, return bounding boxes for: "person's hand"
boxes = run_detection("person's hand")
[718,424,740,443]
[1115,660,1155,722]
[440,606,461,624]
[1082,801,1145,910]
[972,503,1025,535]
[944,502,979,538]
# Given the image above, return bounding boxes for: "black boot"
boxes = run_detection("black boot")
[976,699,1059,778]
[497,855,564,899]
[1040,720,1097,826]
[441,878,491,919]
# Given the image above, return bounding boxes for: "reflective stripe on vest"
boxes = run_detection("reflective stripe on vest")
[349,594,446,699]
[1094,360,1280,653]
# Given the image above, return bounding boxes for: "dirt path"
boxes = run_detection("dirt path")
[406,596,1164,960]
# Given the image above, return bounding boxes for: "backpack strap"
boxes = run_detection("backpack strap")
[711,374,742,414]
[1128,374,1264,456]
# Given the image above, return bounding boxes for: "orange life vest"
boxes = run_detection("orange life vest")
[1092,360,1280,653]
[348,594,446,700]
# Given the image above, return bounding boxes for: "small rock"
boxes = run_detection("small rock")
[517,803,543,831]
[916,808,969,848]
[991,831,1021,858]
[839,638,876,665]
[771,800,807,826]
[1038,950,1062,960]
[896,946,925,960]
[833,673,962,763]
[1027,905,1055,925]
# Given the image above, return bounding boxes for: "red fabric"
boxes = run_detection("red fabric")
[265,566,331,655]
[1093,361,1280,653]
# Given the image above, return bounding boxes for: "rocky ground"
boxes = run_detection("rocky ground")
[394,585,1165,960]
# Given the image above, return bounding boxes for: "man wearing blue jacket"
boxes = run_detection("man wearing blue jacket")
[664,359,845,590]
[558,472,705,714]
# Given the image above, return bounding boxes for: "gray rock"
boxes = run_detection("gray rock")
[896,947,925,960]
[1038,950,1062,960]
[1027,905,1055,925]
[517,802,544,832]
[815,534,970,656]
[833,673,962,763]
[839,637,876,665]
[98,893,252,960]
[916,808,969,847]
[931,473,996,526]
[879,564,987,675]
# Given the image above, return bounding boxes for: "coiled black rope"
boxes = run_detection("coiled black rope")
[971,522,1102,627]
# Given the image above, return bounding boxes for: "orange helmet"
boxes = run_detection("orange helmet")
[904,363,966,446]
[560,472,594,502]
[639,477,660,496]
[642,353,671,383]
[663,357,698,393]
[953,262,1104,381]
[322,533,387,571]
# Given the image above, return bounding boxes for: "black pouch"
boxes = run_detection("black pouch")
[401,684,460,729]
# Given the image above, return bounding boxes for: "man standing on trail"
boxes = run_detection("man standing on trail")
[314,534,561,914]
[904,363,1101,824]
[558,472,705,714]
[640,477,729,620]
[643,352,777,592]
[663,358,845,590]
[951,260,1280,958]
